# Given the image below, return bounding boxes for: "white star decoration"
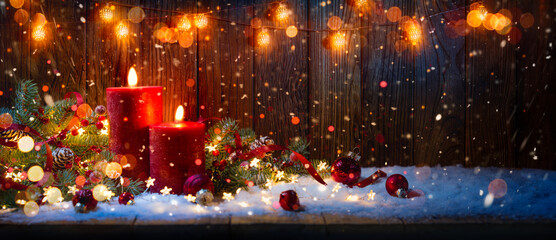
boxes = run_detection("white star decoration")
[160,186,172,195]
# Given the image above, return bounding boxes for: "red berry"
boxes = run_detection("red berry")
[95,122,104,129]
[81,119,89,126]
[212,150,220,156]
[98,116,106,121]
[71,129,78,136]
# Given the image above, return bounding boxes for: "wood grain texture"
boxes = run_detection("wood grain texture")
[413,0,466,167]
[252,0,310,147]
[465,0,517,168]
[197,0,254,128]
[0,0,31,103]
[308,0,362,162]
[515,0,556,169]
[361,0,414,167]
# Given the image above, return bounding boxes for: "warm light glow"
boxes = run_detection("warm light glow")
[177,15,192,31]
[32,25,46,41]
[27,166,44,182]
[175,105,185,122]
[23,201,39,217]
[105,162,122,179]
[92,184,110,201]
[194,14,208,29]
[354,0,368,8]
[44,187,62,204]
[330,32,346,49]
[128,67,138,87]
[405,21,421,46]
[18,136,34,153]
[115,21,130,39]
[99,5,115,23]
[274,5,289,22]
[256,31,270,47]
[286,26,298,38]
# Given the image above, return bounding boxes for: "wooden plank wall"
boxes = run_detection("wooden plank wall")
[0,0,554,169]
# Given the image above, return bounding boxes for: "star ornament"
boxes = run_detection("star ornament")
[367,189,376,201]
[145,177,155,189]
[160,186,172,195]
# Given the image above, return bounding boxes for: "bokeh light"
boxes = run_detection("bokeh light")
[10,0,25,9]
[386,7,402,22]
[45,187,62,204]
[115,21,130,39]
[177,15,192,31]
[256,31,270,47]
[327,16,342,30]
[99,4,115,23]
[23,201,39,217]
[105,162,122,179]
[0,113,14,129]
[178,32,194,48]
[76,104,93,118]
[92,184,110,201]
[27,165,44,182]
[520,12,534,29]
[488,178,508,199]
[14,9,29,25]
[194,14,208,29]
[330,32,346,49]
[274,4,290,22]
[128,7,146,23]
[18,136,35,153]
[32,25,47,42]
[286,25,298,38]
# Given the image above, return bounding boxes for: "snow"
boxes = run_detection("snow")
[1,165,556,223]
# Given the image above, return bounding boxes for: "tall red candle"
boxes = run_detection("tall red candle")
[106,68,163,181]
[149,106,205,195]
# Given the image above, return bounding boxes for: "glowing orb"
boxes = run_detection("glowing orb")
[178,32,194,48]
[23,201,39,217]
[128,7,145,24]
[76,104,93,118]
[10,0,25,9]
[0,113,14,129]
[286,26,298,38]
[18,136,35,153]
[105,162,122,179]
[99,5,114,23]
[488,178,508,199]
[327,16,342,30]
[177,15,192,31]
[330,32,346,49]
[27,165,44,182]
[45,187,62,204]
[92,184,110,201]
[115,21,130,39]
[13,9,29,25]
[194,14,208,29]
[32,25,47,42]
[274,5,289,22]
[256,31,270,47]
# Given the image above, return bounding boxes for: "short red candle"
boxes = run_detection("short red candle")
[106,86,163,181]
[149,121,205,195]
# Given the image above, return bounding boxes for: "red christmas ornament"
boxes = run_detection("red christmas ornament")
[183,174,214,196]
[330,156,361,186]
[95,121,104,130]
[385,174,409,198]
[81,119,89,126]
[72,189,98,211]
[212,149,220,156]
[279,190,300,211]
[118,192,135,205]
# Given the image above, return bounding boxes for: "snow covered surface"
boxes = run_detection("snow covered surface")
[1,165,555,224]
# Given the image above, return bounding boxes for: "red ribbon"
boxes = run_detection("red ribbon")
[353,169,387,188]
[239,144,327,186]
[63,91,84,106]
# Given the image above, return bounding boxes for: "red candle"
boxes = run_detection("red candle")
[149,106,205,195]
[106,68,163,181]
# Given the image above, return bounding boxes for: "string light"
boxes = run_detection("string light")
[404,20,421,46]
[115,21,130,39]
[256,31,270,47]
[177,15,192,31]
[330,32,346,50]
[17,136,34,152]
[31,25,47,42]
[286,25,298,38]
[194,14,208,29]
[99,4,115,23]
[274,4,290,22]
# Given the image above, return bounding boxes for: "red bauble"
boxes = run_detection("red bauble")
[385,174,409,197]
[183,174,214,195]
[72,189,98,211]
[330,156,361,185]
[279,190,300,211]
[118,192,135,205]
[95,121,104,129]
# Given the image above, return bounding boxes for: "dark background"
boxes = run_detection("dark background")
[0,0,554,169]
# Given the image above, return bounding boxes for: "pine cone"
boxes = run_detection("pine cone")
[0,129,28,143]
[52,148,76,171]
[249,136,275,150]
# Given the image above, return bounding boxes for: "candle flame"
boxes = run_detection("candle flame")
[128,67,138,87]
[175,105,184,121]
